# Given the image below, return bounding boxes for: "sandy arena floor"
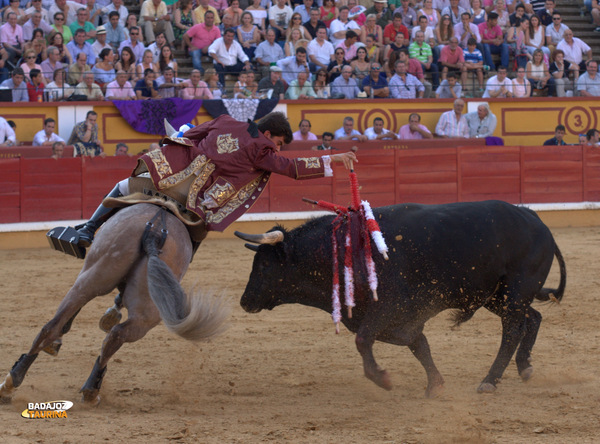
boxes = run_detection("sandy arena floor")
[0,226,599,444]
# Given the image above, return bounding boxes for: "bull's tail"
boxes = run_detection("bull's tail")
[535,244,567,303]
[143,231,230,341]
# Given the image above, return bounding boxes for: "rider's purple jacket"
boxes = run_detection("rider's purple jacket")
[134,115,326,231]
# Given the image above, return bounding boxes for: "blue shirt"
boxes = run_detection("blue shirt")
[134,78,158,98]
[66,41,96,66]
[0,79,28,102]
[464,48,483,64]
[362,73,389,95]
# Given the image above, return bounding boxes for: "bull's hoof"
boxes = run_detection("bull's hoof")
[425,383,445,399]
[477,382,497,394]
[81,389,101,406]
[519,366,534,382]
[42,339,62,356]
[367,369,393,391]
[99,305,122,333]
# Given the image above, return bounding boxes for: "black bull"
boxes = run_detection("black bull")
[235,200,566,397]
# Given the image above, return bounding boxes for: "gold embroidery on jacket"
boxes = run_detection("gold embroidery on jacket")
[216,134,240,154]
[158,154,208,189]
[205,181,236,206]
[147,150,173,179]
[188,162,215,208]
[299,157,321,169]
[206,173,268,225]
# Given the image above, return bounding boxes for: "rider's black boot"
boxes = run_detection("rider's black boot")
[77,185,123,248]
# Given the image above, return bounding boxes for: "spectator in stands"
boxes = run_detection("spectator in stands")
[398,113,433,139]
[286,70,317,99]
[543,124,567,145]
[295,0,314,24]
[362,62,389,98]
[327,47,350,83]
[103,0,128,28]
[269,0,294,41]
[209,27,251,84]
[50,31,72,65]
[194,0,221,25]
[3,0,26,25]
[397,0,418,30]
[383,12,409,45]
[173,0,195,49]
[0,67,28,102]
[454,12,481,52]
[0,116,16,147]
[586,128,600,146]
[134,67,160,99]
[74,70,104,99]
[557,29,592,75]
[435,98,470,138]
[26,68,45,101]
[465,102,497,138]
[365,0,393,30]
[147,31,167,63]
[50,12,73,45]
[438,36,465,81]
[69,7,96,44]
[336,30,359,62]
[140,0,175,46]
[119,26,146,62]
[483,65,513,97]
[49,0,80,26]
[218,14,234,35]
[304,7,326,40]
[512,66,532,97]
[25,0,50,24]
[365,117,397,140]
[23,10,53,42]
[257,65,286,99]
[389,59,425,99]
[135,49,158,81]
[577,60,600,96]
[530,0,548,15]
[85,0,103,28]
[1,12,24,65]
[277,46,310,86]
[68,110,105,157]
[114,45,135,80]
[181,68,213,99]
[308,25,334,73]
[411,15,436,48]
[155,66,183,98]
[115,142,129,156]
[509,3,527,27]
[293,119,318,141]
[20,49,42,81]
[479,12,509,71]
[51,141,65,159]
[527,48,550,92]
[462,37,484,90]
[287,12,311,42]
[312,131,336,150]
[92,47,115,91]
[105,69,136,100]
[526,14,550,58]
[436,72,462,98]
[330,65,360,98]
[255,28,284,79]
[334,116,367,141]
[442,0,466,26]
[158,44,178,76]
[45,68,74,100]
[185,10,221,74]
[33,117,65,146]
[237,11,261,61]
[548,49,577,97]
[410,30,439,89]
[67,28,96,66]
[330,6,360,47]
[67,51,90,85]
[92,25,113,59]
[395,47,429,96]
[545,12,568,54]
[434,15,454,63]
[223,0,243,28]
[41,45,64,84]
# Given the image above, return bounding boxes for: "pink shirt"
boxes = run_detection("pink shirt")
[292,130,318,141]
[105,80,136,99]
[478,22,503,41]
[181,79,213,99]
[186,23,221,50]
[398,123,431,140]
[439,45,465,65]
[0,23,24,46]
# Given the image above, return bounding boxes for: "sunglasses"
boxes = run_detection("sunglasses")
[130,32,139,35]
[55,17,64,20]
[371,66,381,70]
[27,56,36,59]
[552,17,561,20]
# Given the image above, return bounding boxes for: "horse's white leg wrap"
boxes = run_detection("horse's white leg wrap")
[0,373,14,402]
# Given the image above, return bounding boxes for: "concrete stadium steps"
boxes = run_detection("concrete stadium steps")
[559,2,600,56]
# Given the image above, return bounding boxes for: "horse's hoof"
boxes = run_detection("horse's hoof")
[42,339,62,356]
[477,382,497,394]
[99,306,122,333]
[81,390,101,406]
[0,374,15,403]
[520,366,534,382]
[425,384,445,399]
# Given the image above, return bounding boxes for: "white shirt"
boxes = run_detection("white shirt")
[329,19,360,47]
[557,37,591,66]
[0,117,16,145]
[364,127,392,140]
[33,129,65,146]
[208,37,249,66]
[482,75,513,98]
[307,38,334,66]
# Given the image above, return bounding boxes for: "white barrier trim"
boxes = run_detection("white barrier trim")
[2,203,600,233]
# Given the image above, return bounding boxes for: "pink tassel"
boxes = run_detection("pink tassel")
[344,227,355,318]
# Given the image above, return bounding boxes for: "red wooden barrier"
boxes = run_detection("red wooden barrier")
[1,145,598,224]
[0,145,75,159]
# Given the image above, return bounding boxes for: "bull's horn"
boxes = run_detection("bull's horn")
[234,230,284,244]
[244,243,259,252]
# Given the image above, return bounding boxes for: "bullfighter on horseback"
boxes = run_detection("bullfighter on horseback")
[75,112,357,249]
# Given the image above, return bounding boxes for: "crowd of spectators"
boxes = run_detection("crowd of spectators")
[0,0,596,101]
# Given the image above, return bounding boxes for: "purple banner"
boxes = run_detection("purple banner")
[111,98,203,135]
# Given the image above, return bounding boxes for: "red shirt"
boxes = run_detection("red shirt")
[439,45,465,65]
[27,82,44,102]
[383,23,409,43]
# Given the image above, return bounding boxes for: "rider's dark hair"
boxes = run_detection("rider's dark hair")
[257,112,293,144]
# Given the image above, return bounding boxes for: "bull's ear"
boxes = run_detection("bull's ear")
[244,243,259,252]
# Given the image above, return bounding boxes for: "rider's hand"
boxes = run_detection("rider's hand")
[330,151,358,170]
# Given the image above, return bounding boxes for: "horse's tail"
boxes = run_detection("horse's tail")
[536,243,567,303]
[143,230,230,341]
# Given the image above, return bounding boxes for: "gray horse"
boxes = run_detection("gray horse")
[0,203,229,405]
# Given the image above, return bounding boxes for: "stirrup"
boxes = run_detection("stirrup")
[99,305,122,333]
[46,227,86,259]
